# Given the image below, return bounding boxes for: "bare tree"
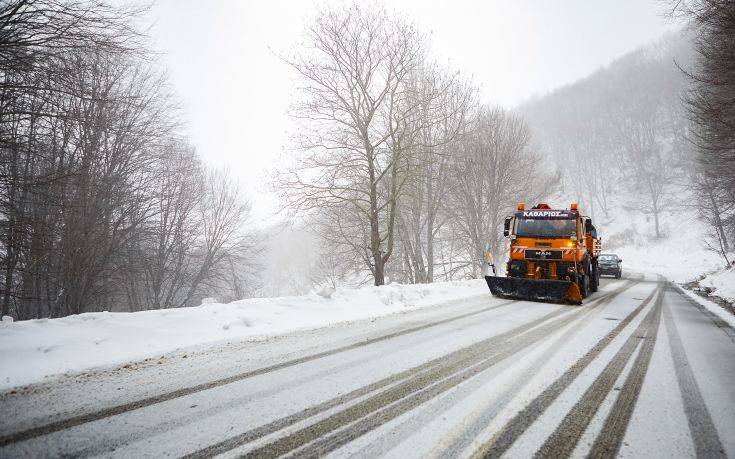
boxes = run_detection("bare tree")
[448,106,558,278]
[123,143,203,310]
[394,65,474,283]
[0,0,148,318]
[1,1,263,318]
[278,3,430,285]
[670,0,735,264]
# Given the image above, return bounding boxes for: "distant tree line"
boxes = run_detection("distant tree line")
[0,0,261,319]
[277,3,556,286]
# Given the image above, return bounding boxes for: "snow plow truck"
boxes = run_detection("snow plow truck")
[485,202,602,305]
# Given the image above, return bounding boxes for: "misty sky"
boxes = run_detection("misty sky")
[142,0,683,221]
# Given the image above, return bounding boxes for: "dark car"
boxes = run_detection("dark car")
[598,253,622,278]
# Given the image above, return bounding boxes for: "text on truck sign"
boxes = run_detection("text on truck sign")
[519,210,574,219]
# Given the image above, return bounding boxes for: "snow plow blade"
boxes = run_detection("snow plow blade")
[484,276,583,305]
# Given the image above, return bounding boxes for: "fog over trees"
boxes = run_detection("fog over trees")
[521,33,693,238]
[2,1,733,316]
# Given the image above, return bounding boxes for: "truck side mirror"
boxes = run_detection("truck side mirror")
[503,217,512,237]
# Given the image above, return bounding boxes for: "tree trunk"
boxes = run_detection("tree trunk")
[652,196,661,239]
[373,255,385,286]
[426,223,434,283]
[707,187,730,264]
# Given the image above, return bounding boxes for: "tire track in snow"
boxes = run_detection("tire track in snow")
[182,305,571,459]
[291,301,610,458]
[69,298,533,457]
[209,283,634,458]
[0,297,519,447]
[629,288,726,459]
[428,281,626,459]
[470,280,658,459]
[535,281,663,458]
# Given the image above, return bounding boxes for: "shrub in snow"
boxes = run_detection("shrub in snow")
[316,285,336,299]
[2,316,13,323]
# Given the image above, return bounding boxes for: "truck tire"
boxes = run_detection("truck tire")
[590,260,599,293]
[578,257,590,298]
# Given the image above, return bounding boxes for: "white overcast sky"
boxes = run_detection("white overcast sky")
[140,0,683,221]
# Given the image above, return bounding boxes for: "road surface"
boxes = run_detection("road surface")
[1,274,733,458]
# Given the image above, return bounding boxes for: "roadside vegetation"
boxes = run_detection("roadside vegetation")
[0,1,262,319]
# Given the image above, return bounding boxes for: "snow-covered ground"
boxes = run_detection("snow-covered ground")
[2,276,733,458]
[677,283,735,329]
[612,232,723,283]
[699,267,735,303]
[0,279,486,390]
[593,207,735,328]
[596,207,725,283]
[677,266,735,330]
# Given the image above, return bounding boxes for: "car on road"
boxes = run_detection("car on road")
[598,253,622,278]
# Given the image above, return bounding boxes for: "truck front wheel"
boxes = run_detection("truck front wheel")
[589,260,599,293]
[578,272,588,298]
[578,259,590,298]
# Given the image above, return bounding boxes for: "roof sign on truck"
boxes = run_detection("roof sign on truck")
[517,210,575,219]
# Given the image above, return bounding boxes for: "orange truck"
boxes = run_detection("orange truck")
[485,202,602,304]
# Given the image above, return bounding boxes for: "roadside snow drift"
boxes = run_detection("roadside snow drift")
[699,267,735,303]
[0,279,486,390]
[601,211,724,284]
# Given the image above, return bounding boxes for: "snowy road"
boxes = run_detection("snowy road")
[1,274,734,458]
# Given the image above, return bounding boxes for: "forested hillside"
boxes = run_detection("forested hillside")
[520,29,732,281]
[522,32,694,237]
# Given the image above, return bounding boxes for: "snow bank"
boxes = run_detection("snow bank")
[598,209,724,283]
[613,236,722,283]
[0,279,487,390]
[676,284,735,329]
[699,267,735,303]
[601,210,734,326]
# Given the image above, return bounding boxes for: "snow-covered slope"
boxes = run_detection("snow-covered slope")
[597,207,734,324]
[611,231,723,283]
[700,267,735,302]
[0,279,487,390]
[595,207,725,283]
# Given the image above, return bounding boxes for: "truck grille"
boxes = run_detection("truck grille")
[525,249,562,260]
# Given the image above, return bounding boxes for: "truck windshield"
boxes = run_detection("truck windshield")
[514,218,576,238]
